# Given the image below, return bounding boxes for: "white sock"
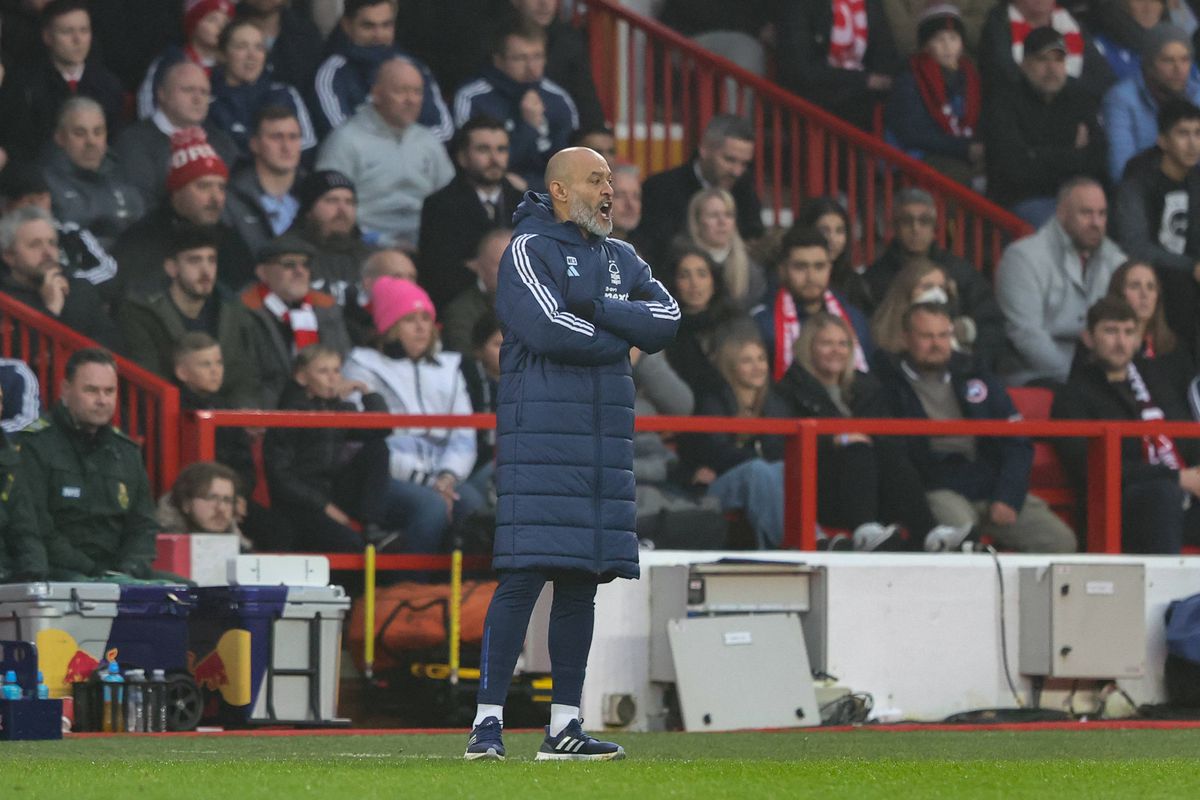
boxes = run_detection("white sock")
[473,704,503,728]
[549,703,580,736]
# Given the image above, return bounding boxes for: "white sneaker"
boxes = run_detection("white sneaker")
[853,523,898,551]
[924,524,974,552]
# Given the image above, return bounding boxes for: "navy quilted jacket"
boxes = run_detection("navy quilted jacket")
[493,193,680,579]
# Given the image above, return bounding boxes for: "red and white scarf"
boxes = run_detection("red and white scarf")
[1008,4,1084,78]
[1127,361,1183,469]
[257,284,320,354]
[773,287,867,381]
[910,52,982,138]
[828,0,869,71]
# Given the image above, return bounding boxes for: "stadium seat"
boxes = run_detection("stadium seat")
[1007,386,1077,527]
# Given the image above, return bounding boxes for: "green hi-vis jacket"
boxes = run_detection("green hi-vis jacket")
[0,431,47,582]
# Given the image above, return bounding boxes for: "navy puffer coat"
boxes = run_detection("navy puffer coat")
[493,193,680,580]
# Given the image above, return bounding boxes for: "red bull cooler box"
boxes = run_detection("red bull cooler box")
[189,585,349,727]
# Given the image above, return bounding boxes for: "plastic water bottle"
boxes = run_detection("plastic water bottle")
[148,669,168,733]
[36,671,49,701]
[1,670,22,700]
[100,662,125,732]
[124,669,146,732]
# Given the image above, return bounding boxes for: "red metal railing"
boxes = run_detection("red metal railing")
[577,0,1033,269]
[182,409,1200,555]
[0,293,181,493]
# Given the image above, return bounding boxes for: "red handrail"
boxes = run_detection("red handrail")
[182,409,1200,556]
[576,0,1033,269]
[0,293,180,494]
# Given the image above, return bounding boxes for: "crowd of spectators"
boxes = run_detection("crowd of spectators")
[2,0,1200,586]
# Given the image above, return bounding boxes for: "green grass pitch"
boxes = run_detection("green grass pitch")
[2,728,1200,799]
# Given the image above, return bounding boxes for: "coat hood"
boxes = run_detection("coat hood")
[512,191,599,246]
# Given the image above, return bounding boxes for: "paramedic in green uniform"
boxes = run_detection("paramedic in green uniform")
[0,377,46,582]
[21,348,161,581]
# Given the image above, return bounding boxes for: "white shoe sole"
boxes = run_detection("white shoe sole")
[464,747,505,761]
[534,747,626,762]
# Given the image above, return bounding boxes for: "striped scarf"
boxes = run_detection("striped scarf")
[773,287,867,381]
[1008,5,1085,78]
[828,0,869,71]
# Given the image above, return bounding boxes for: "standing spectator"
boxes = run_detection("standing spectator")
[685,188,768,312]
[0,205,122,350]
[42,97,145,248]
[875,303,1077,552]
[239,233,352,407]
[610,163,642,242]
[864,187,1006,369]
[1092,0,1171,82]
[235,0,325,91]
[452,18,579,191]
[418,115,523,308]
[983,26,1107,226]
[978,0,1114,101]
[886,4,986,186]
[1052,297,1200,553]
[796,197,871,310]
[442,228,509,355]
[775,0,901,130]
[207,18,317,163]
[112,61,240,210]
[507,0,604,130]
[289,169,372,301]
[1102,25,1200,181]
[1113,97,1200,351]
[111,126,254,296]
[224,106,306,259]
[996,177,1126,385]
[664,243,748,398]
[635,115,763,269]
[317,58,455,249]
[0,0,125,161]
[136,0,234,119]
[118,226,261,407]
[20,349,166,580]
[754,227,873,381]
[311,0,453,140]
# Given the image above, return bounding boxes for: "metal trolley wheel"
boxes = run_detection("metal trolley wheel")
[165,673,203,732]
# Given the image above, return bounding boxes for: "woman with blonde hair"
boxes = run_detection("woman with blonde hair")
[686,188,768,310]
[871,257,975,355]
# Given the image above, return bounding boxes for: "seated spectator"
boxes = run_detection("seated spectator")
[875,303,1077,552]
[111,127,255,296]
[418,115,524,308]
[265,343,442,552]
[342,277,483,540]
[0,375,45,581]
[686,188,767,312]
[865,188,1006,368]
[1102,25,1200,181]
[1052,296,1200,553]
[42,97,145,249]
[635,115,763,269]
[316,57,455,249]
[796,197,870,310]
[1093,0,1172,82]
[754,227,873,381]
[2,164,120,303]
[1103,260,1196,398]
[452,18,579,192]
[343,247,420,346]
[983,26,1107,226]
[0,0,125,162]
[119,226,260,407]
[508,0,604,131]
[775,0,901,130]
[0,358,40,434]
[207,18,317,163]
[311,0,453,141]
[156,461,245,544]
[20,349,168,581]
[611,163,642,242]
[996,177,1126,385]
[1113,98,1200,351]
[112,61,240,210]
[137,0,234,119]
[677,329,788,549]
[462,311,502,488]
[664,243,748,398]
[239,233,352,407]
[978,0,1114,101]
[290,170,372,303]
[886,4,985,186]
[442,228,509,354]
[571,126,617,168]
[871,257,983,358]
[224,105,306,259]
[0,205,122,351]
[775,311,967,551]
[881,0,993,57]
[234,0,325,91]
